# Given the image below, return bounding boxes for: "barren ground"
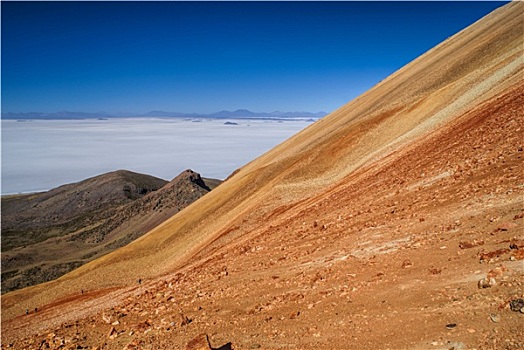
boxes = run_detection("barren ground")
[1,3,523,349]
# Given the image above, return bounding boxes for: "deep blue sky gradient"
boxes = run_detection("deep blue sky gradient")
[2,1,507,114]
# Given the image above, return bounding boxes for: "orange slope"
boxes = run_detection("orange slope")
[2,1,522,328]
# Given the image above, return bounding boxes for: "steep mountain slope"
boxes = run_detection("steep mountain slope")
[1,170,219,293]
[1,2,522,349]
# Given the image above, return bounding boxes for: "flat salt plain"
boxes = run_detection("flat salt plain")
[1,118,315,195]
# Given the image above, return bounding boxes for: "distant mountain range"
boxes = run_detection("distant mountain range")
[1,109,327,120]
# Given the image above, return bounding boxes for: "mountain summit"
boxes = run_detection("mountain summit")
[2,2,523,349]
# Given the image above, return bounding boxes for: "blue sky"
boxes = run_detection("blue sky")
[1,1,506,115]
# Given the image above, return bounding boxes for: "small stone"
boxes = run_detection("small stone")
[289,311,300,319]
[487,266,506,278]
[107,326,117,339]
[428,268,442,275]
[176,313,191,327]
[185,333,212,350]
[446,341,465,349]
[490,314,500,323]
[401,259,413,268]
[459,240,484,249]
[509,299,524,312]
[478,277,496,289]
[446,323,457,329]
[496,222,517,232]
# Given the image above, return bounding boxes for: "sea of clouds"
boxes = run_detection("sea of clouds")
[1,118,314,195]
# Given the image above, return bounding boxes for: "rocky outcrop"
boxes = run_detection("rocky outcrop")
[1,169,220,293]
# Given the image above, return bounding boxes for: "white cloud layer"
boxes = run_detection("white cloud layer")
[1,118,313,194]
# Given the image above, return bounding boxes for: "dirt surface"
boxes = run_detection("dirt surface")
[1,2,523,349]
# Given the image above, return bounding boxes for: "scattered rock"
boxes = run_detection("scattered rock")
[107,326,117,339]
[509,299,524,312]
[496,222,517,232]
[401,259,413,268]
[123,343,138,349]
[487,265,507,278]
[446,341,465,349]
[489,313,500,323]
[445,323,457,329]
[289,311,300,319]
[478,277,496,289]
[511,249,524,260]
[459,239,484,249]
[513,212,524,220]
[428,268,442,275]
[176,313,191,327]
[136,319,152,332]
[479,248,510,262]
[186,333,212,350]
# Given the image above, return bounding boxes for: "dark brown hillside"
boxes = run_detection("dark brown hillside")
[1,170,167,251]
[1,169,219,293]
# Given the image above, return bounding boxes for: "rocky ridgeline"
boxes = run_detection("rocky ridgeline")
[1,169,220,293]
